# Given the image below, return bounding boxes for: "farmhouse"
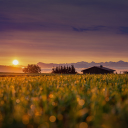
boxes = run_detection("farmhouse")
[81,65,115,74]
[123,71,128,74]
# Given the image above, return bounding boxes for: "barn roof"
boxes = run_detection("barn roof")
[81,65,115,72]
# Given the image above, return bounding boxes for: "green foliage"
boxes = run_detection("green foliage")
[22,64,41,73]
[0,74,128,128]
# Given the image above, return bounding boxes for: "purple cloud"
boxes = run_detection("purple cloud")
[119,27,128,34]
[72,26,106,32]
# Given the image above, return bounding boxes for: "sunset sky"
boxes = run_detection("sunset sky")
[0,0,128,66]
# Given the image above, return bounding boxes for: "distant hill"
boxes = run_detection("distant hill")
[37,60,128,69]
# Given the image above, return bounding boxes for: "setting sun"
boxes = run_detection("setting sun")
[13,60,19,65]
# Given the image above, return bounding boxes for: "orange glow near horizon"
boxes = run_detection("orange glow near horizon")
[0,55,128,66]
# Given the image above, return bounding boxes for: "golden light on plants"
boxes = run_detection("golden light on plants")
[12,60,19,65]
[78,99,85,106]
[49,116,56,122]
[57,114,63,120]
[0,74,128,128]
[79,122,88,128]
[22,114,29,124]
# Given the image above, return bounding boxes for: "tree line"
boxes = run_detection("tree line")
[22,64,77,74]
[52,65,77,74]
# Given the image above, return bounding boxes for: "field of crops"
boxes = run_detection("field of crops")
[0,74,128,128]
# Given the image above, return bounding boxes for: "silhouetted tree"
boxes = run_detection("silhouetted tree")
[52,67,55,73]
[68,66,71,73]
[64,66,66,73]
[66,66,69,74]
[22,64,41,73]
[61,66,63,73]
[71,65,75,74]
[22,67,28,73]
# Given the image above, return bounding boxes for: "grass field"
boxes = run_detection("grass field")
[0,74,128,128]
[0,72,53,77]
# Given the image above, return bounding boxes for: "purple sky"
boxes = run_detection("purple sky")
[0,0,128,65]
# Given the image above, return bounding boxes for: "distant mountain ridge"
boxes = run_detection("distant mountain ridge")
[37,60,128,69]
